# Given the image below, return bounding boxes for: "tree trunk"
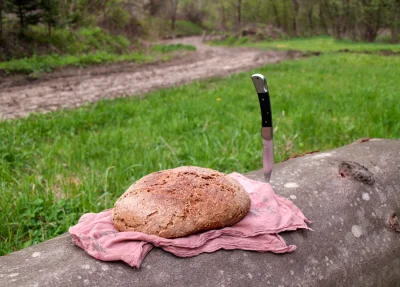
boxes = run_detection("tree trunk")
[237,0,242,31]
[308,6,313,34]
[272,1,281,28]
[361,0,382,42]
[292,0,299,36]
[373,0,382,42]
[340,0,350,38]
[170,0,178,31]
[364,25,377,42]
[391,0,400,43]
[392,22,399,43]
[219,0,226,31]
[18,6,25,34]
[352,0,359,41]
[171,14,176,31]
[0,0,3,39]
[319,2,328,35]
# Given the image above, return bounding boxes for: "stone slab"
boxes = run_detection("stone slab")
[1,139,399,287]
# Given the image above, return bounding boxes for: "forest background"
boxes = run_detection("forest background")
[1,0,400,62]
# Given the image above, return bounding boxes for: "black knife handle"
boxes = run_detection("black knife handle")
[251,74,273,128]
[258,92,272,127]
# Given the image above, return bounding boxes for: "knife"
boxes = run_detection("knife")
[251,74,273,182]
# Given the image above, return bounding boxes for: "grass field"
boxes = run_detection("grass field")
[213,36,400,53]
[146,19,204,39]
[1,51,400,255]
[0,44,196,75]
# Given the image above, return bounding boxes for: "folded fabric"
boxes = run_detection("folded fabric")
[69,172,311,268]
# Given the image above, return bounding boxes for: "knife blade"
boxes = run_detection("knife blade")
[251,73,274,182]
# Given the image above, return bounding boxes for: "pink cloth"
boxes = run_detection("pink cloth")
[69,172,310,268]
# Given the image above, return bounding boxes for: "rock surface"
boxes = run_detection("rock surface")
[0,139,399,287]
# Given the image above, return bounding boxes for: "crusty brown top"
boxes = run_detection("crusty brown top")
[112,166,250,238]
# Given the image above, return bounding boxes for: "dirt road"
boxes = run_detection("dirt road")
[0,37,303,120]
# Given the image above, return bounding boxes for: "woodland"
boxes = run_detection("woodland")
[1,0,400,61]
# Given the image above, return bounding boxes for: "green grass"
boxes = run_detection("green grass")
[174,20,204,36]
[0,24,199,75]
[151,44,196,53]
[213,36,400,53]
[0,52,152,74]
[1,26,133,63]
[0,44,196,75]
[25,26,131,55]
[1,53,399,255]
[145,18,204,39]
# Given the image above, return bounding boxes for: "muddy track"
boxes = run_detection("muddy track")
[0,37,305,120]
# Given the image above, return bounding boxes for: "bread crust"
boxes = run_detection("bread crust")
[112,166,250,238]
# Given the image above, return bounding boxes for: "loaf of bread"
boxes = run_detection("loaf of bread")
[112,166,250,238]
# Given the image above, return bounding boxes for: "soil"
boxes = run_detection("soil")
[0,36,305,120]
[338,48,400,56]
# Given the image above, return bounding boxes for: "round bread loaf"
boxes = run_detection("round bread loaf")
[112,166,250,238]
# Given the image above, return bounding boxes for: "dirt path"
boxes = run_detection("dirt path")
[0,36,303,120]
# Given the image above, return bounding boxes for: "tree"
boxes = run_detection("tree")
[182,1,204,26]
[295,0,317,36]
[0,0,4,38]
[359,0,390,42]
[391,0,400,42]
[170,0,178,31]
[237,0,241,30]
[41,0,59,35]
[218,0,226,30]
[5,0,42,34]
[271,0,282,28]
[145,0,166,16]
[292,0,300,35]
[360,0,379,41]
[318,1,329,35]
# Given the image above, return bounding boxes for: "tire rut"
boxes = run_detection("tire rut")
[0,36,304,120]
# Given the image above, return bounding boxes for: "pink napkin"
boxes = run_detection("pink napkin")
[69,172,310,268]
